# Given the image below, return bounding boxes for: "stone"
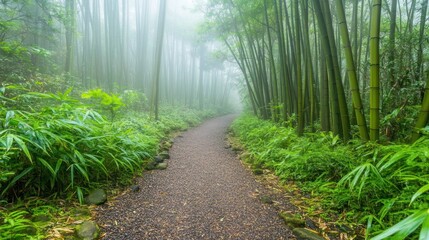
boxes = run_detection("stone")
[259,195,273,204]
[292,228,325,240]
[21,226,37,235]
[85,189,107,205]
[305,218,318,230]
[279,212,305,228]
[130,185,140,192]
[32,214,50,222]
[75,221,100,240]
[231,146,241,151]
[252,168,264,175]
[240,152,251,159]
[163,141,172,149]
[154,156,164,164]
[72,208,91,217]
[156,162,168,170]
[145,161,157,170]
[336,223,352,233]
[160,151,170,160]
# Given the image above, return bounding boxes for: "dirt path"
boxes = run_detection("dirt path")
[96,114,292,239]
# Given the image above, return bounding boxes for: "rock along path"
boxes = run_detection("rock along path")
[96,114,292,239]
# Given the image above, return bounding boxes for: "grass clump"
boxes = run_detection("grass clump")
[231,114,429,239]
[0,85,217,238]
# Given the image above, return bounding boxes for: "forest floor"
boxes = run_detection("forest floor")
[95,114,295,239]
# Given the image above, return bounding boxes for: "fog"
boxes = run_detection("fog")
[69,0,242,113]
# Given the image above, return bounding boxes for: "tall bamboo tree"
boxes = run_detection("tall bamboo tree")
[335,0,369,141]
[412,73,429,141]
[369,0,382,141]
[153,0,167,120]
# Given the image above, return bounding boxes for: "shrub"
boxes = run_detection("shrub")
[231,114,429,238]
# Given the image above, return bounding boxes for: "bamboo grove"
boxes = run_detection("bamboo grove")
[203,0,429,142]
[0,0,237,116]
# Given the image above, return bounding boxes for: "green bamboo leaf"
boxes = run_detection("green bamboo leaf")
[70,165,75,187]
[0,129,10,136]
[64,87,73,97]
[54,159,63,176]
[378,153,403,172]
[37,158,55,177]
[10,134,32,163]
[1,167,34,196]
[5,111,14,127]
[371,209,427,240]
[366,215,374,240]
[411,183,429,204]
[83,110,105,123]
[85,154,107,175]
[5,134,13,151]
[76,186,84,204]
[26,92,53,99]
[351,164,367,189]
[357,167,370,198]
[420,214,429,240]
[74,164,89,182]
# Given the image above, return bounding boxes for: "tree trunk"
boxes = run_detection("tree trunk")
[369,0,382,141]
[335,0,369,141]
[153,0,167,120]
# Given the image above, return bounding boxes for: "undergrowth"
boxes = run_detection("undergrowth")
[231,114,429,239]
[0,85,216,239]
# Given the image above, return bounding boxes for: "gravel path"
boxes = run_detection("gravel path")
[96,114,293,239]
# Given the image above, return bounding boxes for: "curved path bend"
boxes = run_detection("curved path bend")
[96,114,292,239]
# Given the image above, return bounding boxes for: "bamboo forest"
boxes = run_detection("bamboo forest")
[1,0,429,239]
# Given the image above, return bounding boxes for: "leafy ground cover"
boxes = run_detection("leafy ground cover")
[231,114,429,239]
[0,85,217,239]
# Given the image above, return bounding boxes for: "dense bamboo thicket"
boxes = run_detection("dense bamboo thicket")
[2,0,429,239]
[203,0,429,142]
[1,1,238,238]
[202,0,429,238]
[0,0,237,112]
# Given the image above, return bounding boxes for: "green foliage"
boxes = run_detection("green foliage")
[0,86,213,203]
[231,114,429,238]
[231,115,354,182]
[0,90,146,200]
[0,209,41,240]
[0,197,93,239]
[0,83,216,238]
[372,209,429,240]
[0,0,63,80]
[81,88,124,120]
[121,90,148,111]
[381,106,420,142]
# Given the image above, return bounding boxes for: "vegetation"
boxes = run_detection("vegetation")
[0,0,235,238]
[0,83,217,238]
[231,114,429,238]
[2,0,429,239]
[202,0,429,142]
[202,0,429,238]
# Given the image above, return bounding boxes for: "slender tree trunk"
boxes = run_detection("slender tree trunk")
[321,1,350,140]
[301,0,316,131]
[336,0,369,141]
[416,0,428,80]
[412,73,429,141]
[263,0,279,121]
[312,0,341,136]
[369,0,382,141]
[64,0,75,84]
[293,0,304,135]
[153,0,167,120]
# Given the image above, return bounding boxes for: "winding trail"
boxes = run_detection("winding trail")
[96,114,292,239]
